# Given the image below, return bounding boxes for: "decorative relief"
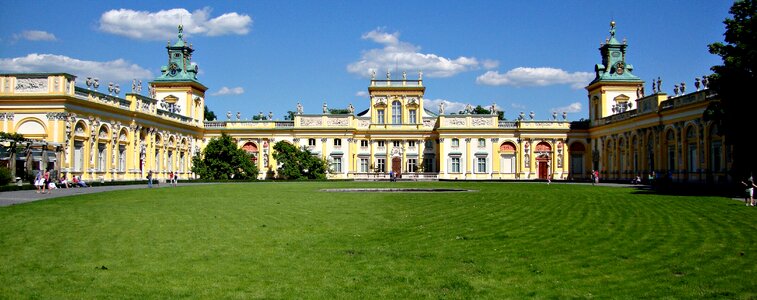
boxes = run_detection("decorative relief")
[471,117,493,127]
[15,78,48,93]
[423,119,433,128]
[444,118,466,126]
[300,116,323,127]
[358,119,370,128]
[0,112,13,121]
[54,77,60,92]
[326,117,349,126]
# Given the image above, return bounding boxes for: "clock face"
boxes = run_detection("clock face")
[168,62,179,76]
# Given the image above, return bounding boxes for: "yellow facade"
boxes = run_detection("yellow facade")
[0,23,730,184]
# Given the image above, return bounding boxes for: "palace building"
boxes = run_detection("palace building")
[0,22,731,184]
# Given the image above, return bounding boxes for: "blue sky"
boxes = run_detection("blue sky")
[0,1,733,121]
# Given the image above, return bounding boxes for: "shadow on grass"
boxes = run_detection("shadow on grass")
[629,181,739,198]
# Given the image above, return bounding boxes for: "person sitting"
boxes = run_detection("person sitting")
[59,175,70,189]
[74,175,88,187]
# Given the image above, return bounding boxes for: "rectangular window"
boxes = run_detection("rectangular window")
[667,146,675,172]
[407,158,417,172]
[119,145,126,172]
[179,152,185,173]
[334,139,342,147]
[409,110,417,123]
[425,140,433,148]
[74,141,83,171]
[360,140,368,147]
[168,151,174,172]
[477,157,487,173]
[377,109,385,124]
[393,141,400,147]
[155,151,161,171]
[711,141,722,172]
[451,157,460,173]
[452,139,460,147]
[408,141,416,147]
[377,158,386,172]
[378,141,385,147]
[98,143,106,172]
[360,158,369,172]
[478,138,486,148]
[308,138,316,146]
[688,143,697,172]
[332,157,342,172]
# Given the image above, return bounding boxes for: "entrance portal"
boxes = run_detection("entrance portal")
[391,157,401,177]
[538,161,548,179]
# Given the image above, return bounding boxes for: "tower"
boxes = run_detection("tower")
[586,21,643,123]
[150,25,208,125]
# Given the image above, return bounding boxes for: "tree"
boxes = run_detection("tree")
[204,105,217,121]
[191,133,258,180]
[707,0,757,176]
[272,141,328,179]
[328,108,350,115]
[462,105,506,120]
[284,111,296,120]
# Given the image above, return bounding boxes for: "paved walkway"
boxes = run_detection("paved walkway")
[0,183,211,207]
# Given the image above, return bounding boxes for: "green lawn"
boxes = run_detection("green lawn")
[0,182,755,298]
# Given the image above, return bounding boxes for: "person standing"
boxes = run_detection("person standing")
[147,170,153,188]
[590,170,596,186]
[594,170,600,185]
[169,171,177,187]
[742,176,757,206]
[42,169,50,194]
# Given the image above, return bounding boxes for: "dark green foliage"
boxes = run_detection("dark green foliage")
[191,133,258,180]
[284,111,296,120]
[461,105,505,120]
[707,0,757,176]
[272,141,328,179]
[0,132,28,142]
[0,167,12,185]
[328,108,350,115]
[204,105,217,121]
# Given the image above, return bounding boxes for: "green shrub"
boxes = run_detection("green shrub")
[0,167,12,185]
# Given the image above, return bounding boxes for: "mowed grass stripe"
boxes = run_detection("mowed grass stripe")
[0,181,755,298]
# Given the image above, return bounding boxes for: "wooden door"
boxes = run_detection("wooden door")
[538,161,548,179]
[392,157,401,176]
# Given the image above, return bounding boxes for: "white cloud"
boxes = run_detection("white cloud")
[355,91,369,97]
[347,28,481,78]
[99,7,252,40]
[511,103,527,110]
[0,53,152,82]
[482,59,499,69]
[13,30,57,42]
[476,67,593,89]
[211,86,244,96]
[552,102,582,113]
[423,98,470,114]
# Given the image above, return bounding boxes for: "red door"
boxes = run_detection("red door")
[538,161,548,179]
[392,157,401,177]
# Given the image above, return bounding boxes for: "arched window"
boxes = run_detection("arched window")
[392,101,402,124]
